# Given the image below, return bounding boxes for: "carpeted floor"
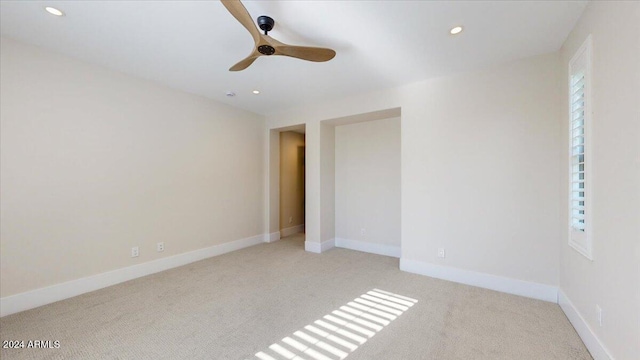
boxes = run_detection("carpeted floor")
[0,233,591,360]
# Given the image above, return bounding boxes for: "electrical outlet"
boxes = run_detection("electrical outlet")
[289,216,293,224]
[596,305,602,326]
[437,248,446,258]
[157,242,164,252]
[360,228,366,236]
[131,246,139,258]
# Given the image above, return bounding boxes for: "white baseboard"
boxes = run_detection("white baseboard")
[321,238,335,253]
[335,238,400,258]
[280,224,305,238]
[558,290,613,360]
[305,238,335,254]
[264,231,281,243]
[399,258,558,303]
[0,234,265,317]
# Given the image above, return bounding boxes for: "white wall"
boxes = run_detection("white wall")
[268,52,561,293]
[558,2,640,359]
[320,122,335,243]
[400,53,561,287]
[335,117,401,252]
[0,38,265,298]
[267,129,280,237]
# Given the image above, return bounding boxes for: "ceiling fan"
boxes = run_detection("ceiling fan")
[221,0,336,71]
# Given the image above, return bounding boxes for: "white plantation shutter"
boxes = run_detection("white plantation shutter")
[568,36,592,259]
[570,72,586,232]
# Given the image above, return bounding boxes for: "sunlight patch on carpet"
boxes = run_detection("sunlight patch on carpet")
[254,289,417,360]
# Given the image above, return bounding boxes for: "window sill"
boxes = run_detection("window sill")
[569,239,593,260]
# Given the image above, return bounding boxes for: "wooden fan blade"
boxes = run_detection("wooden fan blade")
[220,0,260,44]
[275,45,336,62]
[230,51,261,71]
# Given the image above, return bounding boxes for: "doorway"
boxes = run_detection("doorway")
[278,127,306,238]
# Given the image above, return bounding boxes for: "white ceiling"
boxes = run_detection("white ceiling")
[0,0,587,116]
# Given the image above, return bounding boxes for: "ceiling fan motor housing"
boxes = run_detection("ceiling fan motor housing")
[258,45,276,55]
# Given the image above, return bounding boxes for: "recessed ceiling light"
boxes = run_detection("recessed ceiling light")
[450,26,463,35]
[252,90,260,95]
[226,91,236,97]
[45,7,64,16]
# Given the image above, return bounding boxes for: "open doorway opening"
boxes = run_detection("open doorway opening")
[266,108,399,255]
[279,127,306,238]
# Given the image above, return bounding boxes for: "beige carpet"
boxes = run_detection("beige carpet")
[0,233,591,360]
